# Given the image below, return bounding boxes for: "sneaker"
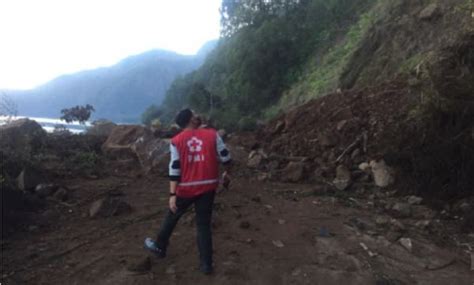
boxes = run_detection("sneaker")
[199,263,213,275]
[144,238,166,258]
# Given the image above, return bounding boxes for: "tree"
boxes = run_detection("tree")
[0,91,18,119]
[60,104,95,124]
[141,104,163,126]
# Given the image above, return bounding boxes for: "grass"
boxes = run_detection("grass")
[278,8,377,109]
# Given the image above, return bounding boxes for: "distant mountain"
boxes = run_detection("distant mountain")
[6,40,217,123]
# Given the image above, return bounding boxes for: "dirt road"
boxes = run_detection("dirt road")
[2,166,473,285]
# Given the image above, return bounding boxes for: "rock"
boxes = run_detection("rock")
[318,132,337,147]
[332,165,351,190]
[102,125,170,175]
[273,120,286,134]
[390,219,406,233]
[0,119,46,165]
[278,219,286,225]
[281,162,305,182]
[89,197,132,218]
[53,188,69,202]
[391,203,412,218]
[17,168,43,192]
[399,238,412,252]
[411,206,436,220]
[336,120,347,131]
[39,209,60,226]
[35,184,58,198]
[165,264,176,275]
[370,160,395,188]
[247,153,263,168]
[375,216,391,227]
[127,256,151,273]
[419,3,440,21]
[87,120,117,137]
[415,220,431,230]
[239,221,250,229]
[272,240,285,248]
[350,148,361,160]
[459,202,471,213]
[407,196,423,205]
[358,162,371,172]
[257,173,270,181]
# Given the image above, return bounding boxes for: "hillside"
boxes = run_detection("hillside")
[158,0,473,130]
[6,41,216,123]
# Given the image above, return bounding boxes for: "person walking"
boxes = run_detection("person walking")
[144,109,231,275]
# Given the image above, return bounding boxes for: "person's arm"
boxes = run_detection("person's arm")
[216,134,232,189]
[168,143,180,212]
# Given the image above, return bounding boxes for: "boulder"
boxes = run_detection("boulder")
[332,165,351,190]
[0,119,46,150]
[17,168,43,192]
[419,4,440,21]
[370,160,395,187]
[87,120,117,137]
[102,125,170,175]
[281,162,305,183]
[391,203,412,218]
[89,197,132,218]
[0,119,46,177]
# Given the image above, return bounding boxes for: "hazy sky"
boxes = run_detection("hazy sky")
[0,0,221,90]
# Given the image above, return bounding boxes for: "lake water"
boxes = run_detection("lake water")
[0,116,91,133]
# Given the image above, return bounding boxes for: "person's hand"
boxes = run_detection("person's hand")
[169,196,177,213]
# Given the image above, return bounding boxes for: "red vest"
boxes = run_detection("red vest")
[171,128,219,198]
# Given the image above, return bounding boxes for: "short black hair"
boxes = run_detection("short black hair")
[175,109,193,128]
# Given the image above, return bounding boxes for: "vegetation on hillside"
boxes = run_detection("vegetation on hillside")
[156,0,379,130]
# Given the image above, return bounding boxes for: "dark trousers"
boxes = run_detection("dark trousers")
[156,190,215,266]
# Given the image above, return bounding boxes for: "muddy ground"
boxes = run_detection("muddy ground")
[1,143,473,285]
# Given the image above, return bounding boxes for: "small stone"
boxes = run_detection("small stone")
[35,184,58,198]
[392,203,412,218]
[336,120,347,131]
[127,256,151,273]
[247,153,263,168]
[419,3,440,20]
[399,238,412,252]
[239,221,250,229]
[375,216,390,227]
[246,238,254,244]
[281,162,305,183]
[257,173,269,181]
[391,219,406,232]
[350,148,361,160]
[53,188,68,201]
[251,196,262,203]
[333,165,352,190]
[407,196,423,205]
[264,204,273,209]
[457,202,471,214]
[358,162,371,172]
[272,240,285,248]
[415,220,431,230]
[291,268,302,276]
[370,160,395,188]
[165,265,176,275]
[278,219,286,225]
